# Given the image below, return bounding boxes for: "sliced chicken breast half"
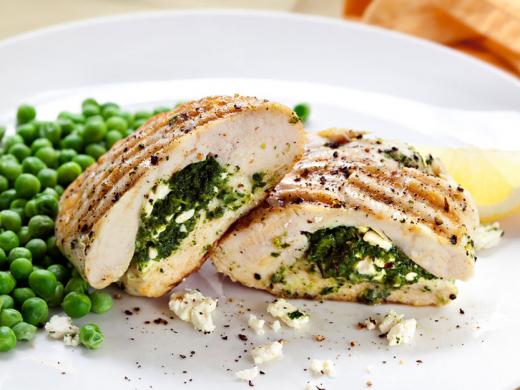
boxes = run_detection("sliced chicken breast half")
[211,130,480,306]
[56,95,305,296]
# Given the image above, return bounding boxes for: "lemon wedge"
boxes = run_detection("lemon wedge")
[420,147,520,223]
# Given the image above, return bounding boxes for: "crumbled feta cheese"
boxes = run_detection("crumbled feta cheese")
[251,341,283,364]
[271,320,281,332]
[63,333,80,347]
[474,222,503,250]
[248,314,265,335]
[378,310,403,334]
[235,366,259,381]
[148,247,158,260]
[405,272,417,281]
[363,230,393,251]
[358,226,369,233]
[169,289,217,333]
[44,315,79,340]
[309,359,336,377]
[356,258,377,276]
[175,208,195,224]
[387,318,416,346]
[267,299,309,329]
[362,317,377,330]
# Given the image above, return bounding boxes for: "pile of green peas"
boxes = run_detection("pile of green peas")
[0,99,173,352]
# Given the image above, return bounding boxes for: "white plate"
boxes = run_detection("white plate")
[0,11,519,390]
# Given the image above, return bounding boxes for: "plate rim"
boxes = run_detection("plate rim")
[1,9,519,90]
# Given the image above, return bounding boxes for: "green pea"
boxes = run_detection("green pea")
[25,239,47,261]
[90,291,113,314]
[61,133,84,152]
[64,277,89,295]
[0,295,14,310]
[72,154,95,171]
[134,111,151,120]
[82,104,101,117]
[0,210,21,232]
[0,160,22,181]
[122,129,134,138]
[16,104,36,125]
[21,297,48,326]
[46,236,61,259]
[16,123,38,144]
[0,249,7,268]
[62,291,91,318]
[58,149,78,165]
[81,98,99,109]
[10,198,27,210]
[106,116,128,132]
[34,194,59,217]
[24,199,38,218]
[56,162,82,185]
[22,156,46,175]
[0,326,17,352]
[54,185,64,195]
[83,119,107,144]
[0,231,19,252]
[34,147,59,168]
[132,118,147,130]
[0,126,5,142]
[37,168,57,189]
[8,143,31,161]
[119,112,134,127]
[38,256,54,268]
[17,227,31,246]
[12,287,35,307]
[79,323,103,350]
[58,111,85,124]
[46,282,64,307]
[105,130,123,149]
[0,176,8,192]
[0,308,22,327]
[56,118,74,136]
[28,269,57,299]
[28,215,54,238]
[40,187,59,199]
[14,173,41,199]
[30,138,53,154]
[12,321,36,341]
[0,271,16,294]
[47,264,69,283]
[8,247,32,262]
[0,190,17,210]
[10,258,33,280]
[293,103,311,123]
[3,134,24,152]
[85,144,106,160]
[37,122,62,145]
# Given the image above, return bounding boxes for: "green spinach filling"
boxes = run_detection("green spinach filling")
[271,226,436,304]
[133,157,253,270]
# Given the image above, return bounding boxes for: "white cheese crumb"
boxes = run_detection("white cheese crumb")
[309,359,336,377]
[363,230,393,251]
[168,289,217,333]
[387,318,416,346]
[63,333,80,347]
[44,315,79,340]
[251,341,284,364]
[235,366,259,381]
[474,222,503,250]
[378,310,404,334]
[362,317,377,330]
[148,247,158,260]
[356,258,377,276]
[271,320,281,332]
[267,299,309,329]
[248,314,265,335]
[175,208,195,224]
[405,272,417,281]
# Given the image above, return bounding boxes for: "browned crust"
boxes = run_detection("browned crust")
[269,137,477,242]
[56,95,272,255]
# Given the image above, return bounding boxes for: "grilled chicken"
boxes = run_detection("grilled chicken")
[211,130,480,306]
[56,95,305,297]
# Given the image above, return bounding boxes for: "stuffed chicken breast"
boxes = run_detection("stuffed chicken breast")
[56,95,305,297]
[211,130,480,306]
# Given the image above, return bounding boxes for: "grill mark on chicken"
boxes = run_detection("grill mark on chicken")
[57,96,268,244]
